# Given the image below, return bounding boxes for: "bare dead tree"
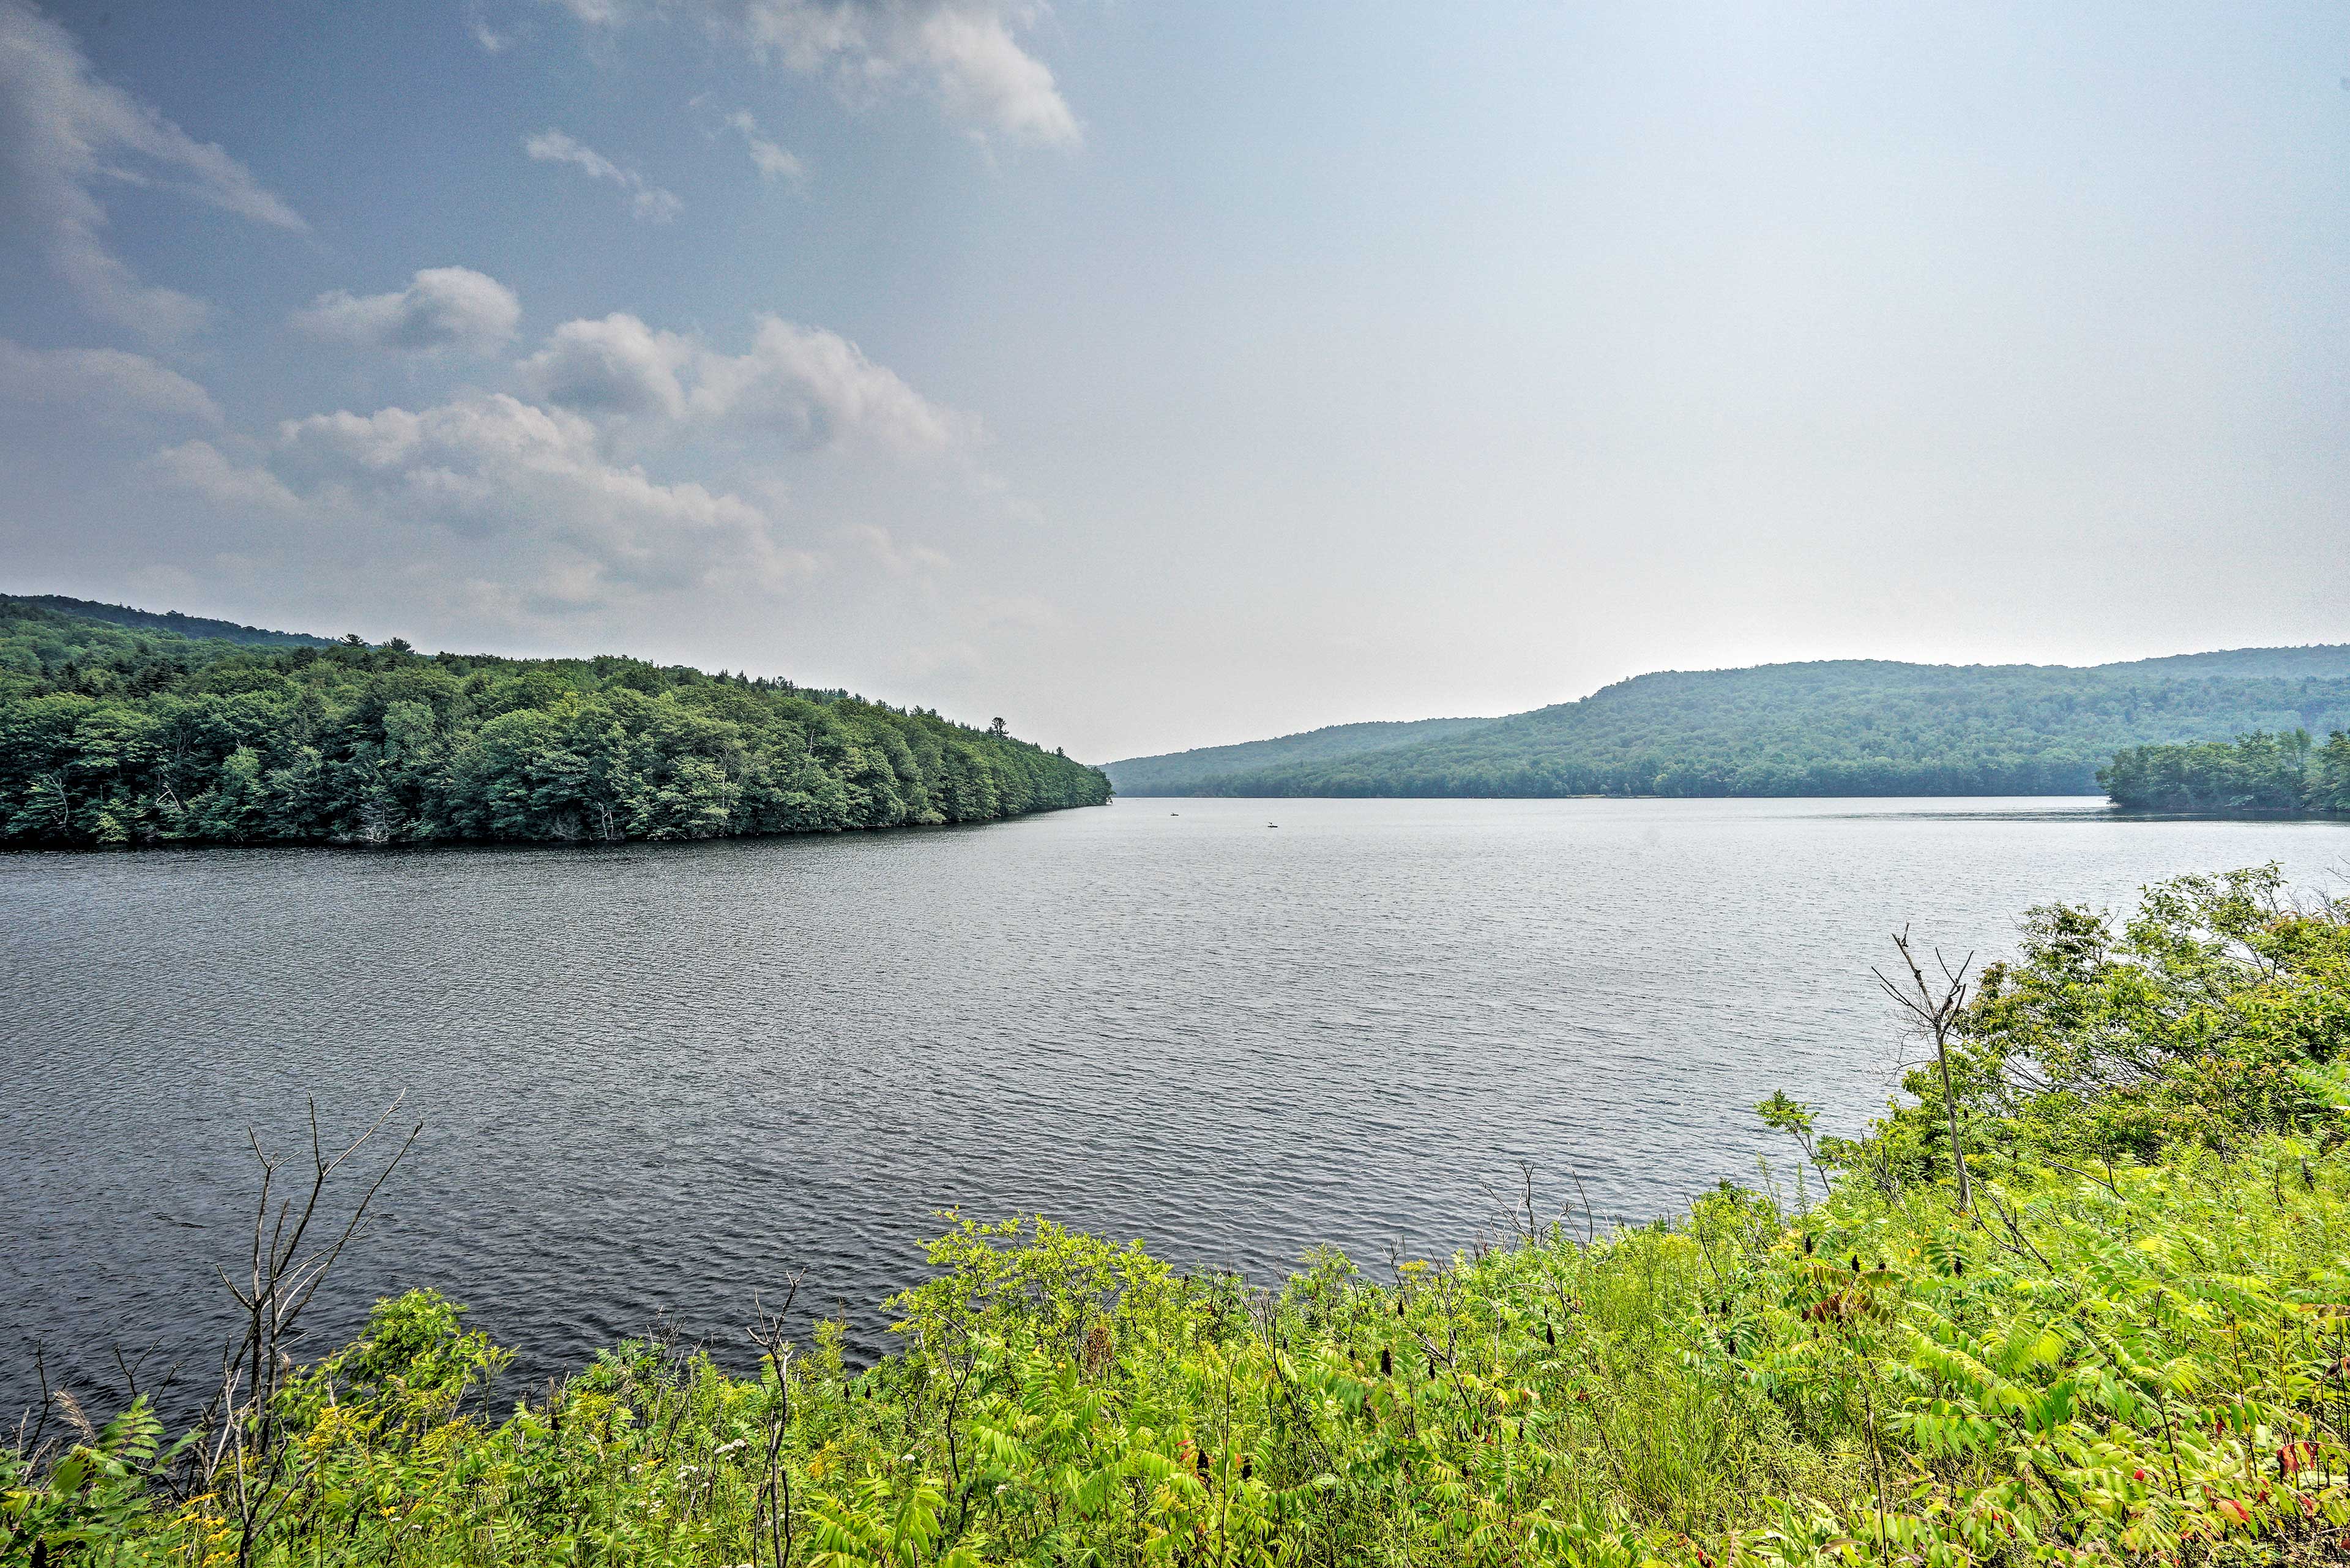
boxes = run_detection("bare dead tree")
[195,1096,421,1567]
[1874,928,1974,1212]
[1480,1161,1574,1250]
[29,771,70,831]
[746,1271,806,1568]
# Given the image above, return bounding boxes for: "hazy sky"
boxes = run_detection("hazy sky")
[1,2,2344,760]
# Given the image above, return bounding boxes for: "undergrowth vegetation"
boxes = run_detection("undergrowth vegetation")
[9,867,2350,1566]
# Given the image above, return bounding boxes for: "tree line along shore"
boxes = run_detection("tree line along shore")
[2102,729,2350,815]
[0,596,1109,847]
[9,596,2348,844]
[1105,650,2350,801]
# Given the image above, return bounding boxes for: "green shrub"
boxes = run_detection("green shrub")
[13,866,2350,1564]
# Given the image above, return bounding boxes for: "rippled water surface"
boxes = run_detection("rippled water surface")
[4,796,2343,1416]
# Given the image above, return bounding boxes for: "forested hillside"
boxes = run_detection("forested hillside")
[0,597,1108,846]
[1103,714,1498,795]
[16,592,337,648]
[1113,649,2350,797]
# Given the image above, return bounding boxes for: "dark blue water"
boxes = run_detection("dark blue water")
[3,796,2341,1420]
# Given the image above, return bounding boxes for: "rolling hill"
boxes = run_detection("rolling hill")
[17,592,340,648]
[1105,648,2350,798]
[1103,715,1501,796]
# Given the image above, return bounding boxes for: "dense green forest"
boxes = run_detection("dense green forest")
[18,593,338,648]
[1110,649,2350,797]
[0,596,1108,847]
[12,866,2350,1565]
[2103,728,2350,813]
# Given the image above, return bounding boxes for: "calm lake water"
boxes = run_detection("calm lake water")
[4,796,2343,1418]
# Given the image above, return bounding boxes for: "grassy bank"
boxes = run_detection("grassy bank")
[9,869,2349,1566]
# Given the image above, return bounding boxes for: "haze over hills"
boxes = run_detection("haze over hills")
[1103,648,2350,799]
[1104,716,1504,796]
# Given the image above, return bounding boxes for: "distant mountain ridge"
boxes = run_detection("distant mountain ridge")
[1105,715,1501,796]
[16,593,338,648]
[1105,646,2350,798]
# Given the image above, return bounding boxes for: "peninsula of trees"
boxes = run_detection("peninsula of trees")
[2102,728,2350,814]
[0,595,1109,847]
[1108,648,2350,797]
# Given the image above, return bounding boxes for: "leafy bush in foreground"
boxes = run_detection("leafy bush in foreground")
[13,1151,2350,1566]
[9,868,2350,1566]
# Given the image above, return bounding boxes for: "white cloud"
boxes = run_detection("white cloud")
[843,522,950,574]
[523,312,975,454]
[549,0,1079,147]
[291,266,523,354]
[542,0,631,21]
[726,110,805,184]
[139,305,966,619]
[692,316,974,452]
[524,128,682,222]
[272,394,797,594]
[146,439,302,512]
[468,6,514,52]
[0,0,304,340]
[141,394,809,608]
[519,312,693,419]
[0,338,222,424]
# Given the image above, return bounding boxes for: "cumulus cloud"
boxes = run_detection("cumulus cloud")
[140,306,963,617]
[147,391,815,608]
[0,338,222,424]
[522,312,975,453]
[0,0,304,340]
[146,439,302,512]
[524,129,682,221]
[548,0,1079,147]
[291,267,523,354]
[843,522,950,574]
[518,312,692,419]
[270,394,800,595]
[726,110,805,184]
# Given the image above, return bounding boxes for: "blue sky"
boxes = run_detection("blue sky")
[2,2,2345,760]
